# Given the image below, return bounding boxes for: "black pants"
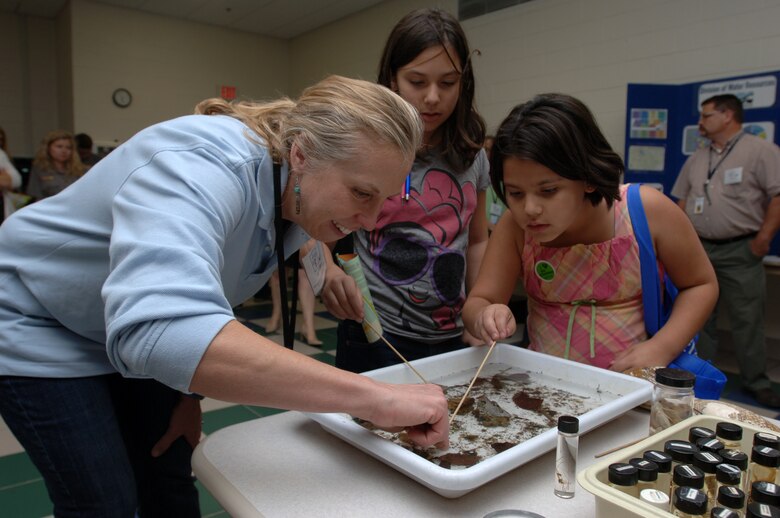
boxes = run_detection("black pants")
[0,374,200,518]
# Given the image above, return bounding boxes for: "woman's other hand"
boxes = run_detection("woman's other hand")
[320,263,364,321]
[151,395,202,457]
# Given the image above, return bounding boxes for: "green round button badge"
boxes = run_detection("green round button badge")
[534,260,555,282]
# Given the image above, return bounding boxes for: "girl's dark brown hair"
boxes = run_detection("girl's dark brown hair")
[490,93,623,208]
[377,8,485,169]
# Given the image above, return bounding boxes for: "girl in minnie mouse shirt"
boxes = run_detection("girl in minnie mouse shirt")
[320,8,490,373]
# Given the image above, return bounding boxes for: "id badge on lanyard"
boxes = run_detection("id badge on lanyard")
[301,241,326,295]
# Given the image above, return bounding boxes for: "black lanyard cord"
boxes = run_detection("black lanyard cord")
[706,132,743,181]
[704,132,744,205]
[272,162,299,350]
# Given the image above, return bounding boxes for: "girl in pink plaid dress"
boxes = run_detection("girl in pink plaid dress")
[463,94,718,372]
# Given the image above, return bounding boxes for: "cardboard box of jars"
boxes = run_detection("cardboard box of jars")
[578,414,779,517]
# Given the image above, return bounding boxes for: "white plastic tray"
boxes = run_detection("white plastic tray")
[578,415,775,517]
[304,344,652,498]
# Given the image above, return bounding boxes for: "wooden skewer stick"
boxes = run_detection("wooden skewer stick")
[361,317,429,385]
[449,340,497,425]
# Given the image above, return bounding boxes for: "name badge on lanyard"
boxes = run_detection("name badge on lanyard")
[723,167,743,185]
[301,241,326,295]
[693,197,705,214]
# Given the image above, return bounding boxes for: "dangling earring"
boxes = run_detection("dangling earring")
[294,175,301,215]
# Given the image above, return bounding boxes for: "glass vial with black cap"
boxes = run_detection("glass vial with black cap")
[690,426,717,444]
[722,449,750,493]
[753,433,780,485]
[717,463,745,500]
[717,422,745,451]
[750,481,780,508]
[716,485,746,516]
[754,433,780,451]
[694,450,724,510]
[699,437,727,455]
[666,439,700,476]
[673,486,708,516]
[746,501,780,518]
[630,457,660,493]
[748,448,780,489]
[554,415,579,499]
[672,464,706,513]
[608,463,640,498]
[645,449,674,496]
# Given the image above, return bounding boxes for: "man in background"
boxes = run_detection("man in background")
[75,133,103,167]
[672,94,780,407]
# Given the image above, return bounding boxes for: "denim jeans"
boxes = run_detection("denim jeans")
[336,319,467,373]
[0,374,200,518]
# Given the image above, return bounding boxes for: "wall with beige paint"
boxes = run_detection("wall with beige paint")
[0,0,290,155]
[289,0,455,94]
[0,12,61,157]
[1,1,779,341]
[290,0,780,158]
[68,0,290,150]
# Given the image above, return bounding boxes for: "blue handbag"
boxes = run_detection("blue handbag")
[627,183,727,399]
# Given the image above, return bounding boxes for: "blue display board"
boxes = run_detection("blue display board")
[625,70,780,254]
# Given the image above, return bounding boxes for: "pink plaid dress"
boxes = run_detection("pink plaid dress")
[521,185,647,369]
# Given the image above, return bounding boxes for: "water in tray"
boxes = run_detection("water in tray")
[359,363,621,469]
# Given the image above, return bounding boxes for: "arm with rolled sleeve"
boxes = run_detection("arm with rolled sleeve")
[103,146,247,393]
[671,156,694,211]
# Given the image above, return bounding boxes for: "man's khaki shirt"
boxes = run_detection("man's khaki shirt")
[671,131,780,240]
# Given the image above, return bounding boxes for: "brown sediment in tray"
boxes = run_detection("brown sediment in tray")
[436,451,481,468]
[356,367,610,470]
[491,442,516,453]
[512,391,543,411]
[447,395,474,414]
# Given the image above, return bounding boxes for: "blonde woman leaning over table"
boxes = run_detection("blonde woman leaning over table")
[463,93,718,373]
[0,75,448,518]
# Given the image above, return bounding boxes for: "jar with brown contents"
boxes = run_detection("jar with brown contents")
[650,369,695,435]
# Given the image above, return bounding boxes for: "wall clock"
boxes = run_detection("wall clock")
[112,88,132,108]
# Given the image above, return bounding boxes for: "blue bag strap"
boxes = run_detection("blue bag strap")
[627,184,726,399]
[626,184,662,336]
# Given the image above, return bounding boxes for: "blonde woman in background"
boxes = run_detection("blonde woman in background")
[26,130,86,200]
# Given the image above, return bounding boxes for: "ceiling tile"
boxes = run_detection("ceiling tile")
[0,0,387,38]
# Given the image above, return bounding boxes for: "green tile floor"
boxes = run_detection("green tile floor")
[2,295,779,516]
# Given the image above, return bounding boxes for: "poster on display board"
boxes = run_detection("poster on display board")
[630,108,668,140]
[625,70,780,254]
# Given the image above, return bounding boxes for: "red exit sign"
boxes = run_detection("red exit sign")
[220,85,236,100]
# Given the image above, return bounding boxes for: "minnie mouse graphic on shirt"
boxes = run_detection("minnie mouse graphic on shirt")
[360,167,478,334]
